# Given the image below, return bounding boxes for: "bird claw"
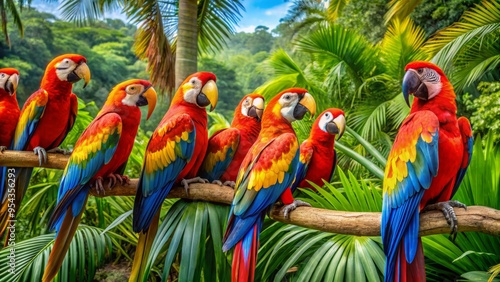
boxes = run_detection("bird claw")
[223,181,236,188]
[0,146,7,153]
[212,180,223,186]
[33,146,47,166]
[423,200,467,241]
[181,177,209,195]
[106,173,130,189]
[281,200,311,219]
[47,147,72,155]
[94,177,106,195]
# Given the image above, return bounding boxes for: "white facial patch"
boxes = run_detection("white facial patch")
[183,77,202,105]
[241,97,252,116]
[421,68,442,100]
[0,73,8,90]
[55,58,77,81]
[122,94,140,106]
[318,111,333,132]
[279,92,299,122]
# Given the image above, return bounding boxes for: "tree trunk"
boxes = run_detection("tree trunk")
[175,0,198,88]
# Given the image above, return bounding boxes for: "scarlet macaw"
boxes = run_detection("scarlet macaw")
[130,72,218,281]
[0,55,91,239]
[222,88,316,282]
[290,108,346,193]
[382,61,473,282]
[199,93,265,187]
[0,68,20,238]
[42,79,157,282]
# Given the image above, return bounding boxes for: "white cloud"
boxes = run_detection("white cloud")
[236,25,257,33]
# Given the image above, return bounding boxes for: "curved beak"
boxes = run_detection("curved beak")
[141,86,157,120]
[327,114,346,140]
[201,80,218,111]
[251,97,265,120]
[6,73,19,95]
[402,69,427,106]
[295,92,316,120]
[74,62,91,89]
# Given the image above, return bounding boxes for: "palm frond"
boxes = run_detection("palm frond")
[0,226,112,282]
[207,111,230,136]
[296,24,380,92]
[125,0,175,94]
[379,17,429,81]
[257,170,384,281]
[197,0,244,54]
[256,49,325,99]
[384,0,423,25]
[327,0,349,21]
[58,0,121,25]
[424,1,500,78]
[140,201,230,282]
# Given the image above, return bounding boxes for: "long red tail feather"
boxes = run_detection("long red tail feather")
[232,223,259,282]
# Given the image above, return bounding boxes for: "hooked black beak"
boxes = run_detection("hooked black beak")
[66,60,91,88]
[402,70,428,106]
[293,92,316,120]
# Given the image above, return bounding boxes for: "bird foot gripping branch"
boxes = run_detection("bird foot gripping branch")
[422,200,467,240]
[281,200,312,219]
[181,177,210,194]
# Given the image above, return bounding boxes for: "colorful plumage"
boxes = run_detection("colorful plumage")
[290,108,345,193]
[222,88,316,282]
[199,93,265,187]
[0,68,20,239]
[42,79,157,282]
[381,61,473,282]
[130,72,218,281]
[1,55,91,241]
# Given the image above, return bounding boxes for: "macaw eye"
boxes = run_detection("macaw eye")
[126,85,142,94]
[0,74,4,78]
[191,79,196,84]
[284,95,291,100]
[417,68,424,74]
[325,113,330,118]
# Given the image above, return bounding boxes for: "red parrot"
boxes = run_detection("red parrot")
[42,79,157,282]
[289,108,346,193]
[130,72,218,281]
[0,55,91,240]
[199,93,265,187]
[382,61,473,282]
[222,88,316,282]
[0,68,20,238]
[0,68,20,151]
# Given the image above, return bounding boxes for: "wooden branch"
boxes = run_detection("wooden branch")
[1,151,500,237]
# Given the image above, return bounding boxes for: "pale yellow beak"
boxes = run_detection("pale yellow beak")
[142,86,157,120]
[7,73,19,95]
[253,97,265,119]
[300,92,316,119]
[75,62,91,88]
[333,114,346,140]
[201,80,218,111]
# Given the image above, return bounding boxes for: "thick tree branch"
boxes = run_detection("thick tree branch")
[1,151,500,237]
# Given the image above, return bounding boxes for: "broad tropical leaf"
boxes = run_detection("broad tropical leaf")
[0,226,112,282]
[257,169,384,281]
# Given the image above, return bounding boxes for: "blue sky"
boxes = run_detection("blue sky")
[237,0,292,32]
[32,0,290,33]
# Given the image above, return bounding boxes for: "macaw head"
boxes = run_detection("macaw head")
[313,108,346,140]
[174,71,218,111]
[235,93,265,122]
[402,61,450,106]
[267,88,316,123]
[0,68,20,97]
[106,79,157,120]
[45,54,91,88]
